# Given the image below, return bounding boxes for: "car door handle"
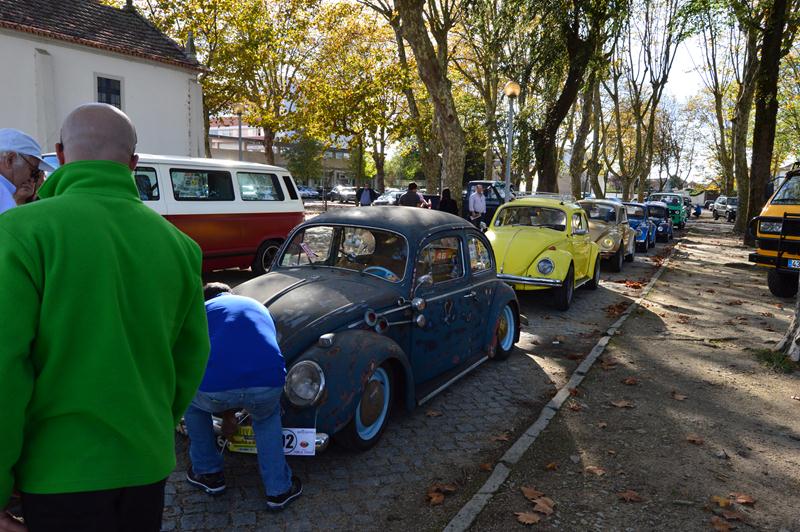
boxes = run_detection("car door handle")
[464,291,477,299]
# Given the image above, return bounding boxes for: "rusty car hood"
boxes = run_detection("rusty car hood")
[234,268,403,360]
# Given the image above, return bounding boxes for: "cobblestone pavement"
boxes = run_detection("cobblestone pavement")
[174,223,673,531]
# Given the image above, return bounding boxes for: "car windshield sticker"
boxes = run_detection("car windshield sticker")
[300,242,318,259]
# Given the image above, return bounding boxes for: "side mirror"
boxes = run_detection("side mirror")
[479,221,488,233]
[574,228,588,236]
[413,274,434,297]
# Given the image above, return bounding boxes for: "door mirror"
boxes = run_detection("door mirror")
[573,228,588,235]
[479,221,488,233]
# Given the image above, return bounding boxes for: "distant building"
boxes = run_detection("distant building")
[209,117,353,188]
[0,0,204,156]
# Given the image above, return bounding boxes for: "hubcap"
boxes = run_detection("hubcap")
[355,368,390,441]
[358,380,385,427]
[498,306,515,352]
[261,245,279,271]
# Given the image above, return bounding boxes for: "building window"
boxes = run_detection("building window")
[97,76,122,109]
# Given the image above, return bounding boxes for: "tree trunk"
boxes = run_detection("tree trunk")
[586,81,604,198]
[484,96,497,180]
[570,77,594,199]
[372,129,386,192]
[745,0,789,247]
[396,0,464,205]
[733,27,759,234]
[203,102,212,158]
[262,128,276,165]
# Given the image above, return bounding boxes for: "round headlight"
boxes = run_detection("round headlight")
[284,361,325,407]
[636,229,643,237]
[537,258,555,275]
[601,237,615,249]
[657,226,664,232]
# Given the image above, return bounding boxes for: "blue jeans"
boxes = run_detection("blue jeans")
[184,387,292,496]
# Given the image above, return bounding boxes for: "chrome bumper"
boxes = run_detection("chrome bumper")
[497,273,562,287]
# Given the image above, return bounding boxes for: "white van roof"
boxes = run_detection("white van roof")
[136,154,289,174]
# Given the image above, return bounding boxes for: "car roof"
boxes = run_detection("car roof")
[579,198,622,209]
[306,206,473,240]
[645,200,668,208]
[504,197,581,210]
[623,201,646,208]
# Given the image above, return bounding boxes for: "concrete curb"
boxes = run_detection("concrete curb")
[443,251,673,532]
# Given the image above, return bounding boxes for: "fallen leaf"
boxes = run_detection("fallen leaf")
[792,395,800,401]
[479,463,493,472]
[729,492,755,505]
[711,495,731,508]
[721,510,746,521]
[710,516,733,531]
[605,301,631,318]
[429,483,457,494]
[568,402,583,412]
[520,486,544,501]
[618,490,643,502]
[610,399,634,408]
[728,299,744,306]
[622,377,638,385]
[607,449,617,455]
[671,391,688,401]
[532,496,555,515]
[492,433,511,442]
[514,511,541,525]
[598,422,608,429]
[426,409,443,417]
[686,433,705,445]
[427,491,444,505]
[568,387,580,396]
[585,465,606,476]
[545,462,558,471]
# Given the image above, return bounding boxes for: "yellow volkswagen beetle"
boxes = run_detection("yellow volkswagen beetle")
[485,196,601,310]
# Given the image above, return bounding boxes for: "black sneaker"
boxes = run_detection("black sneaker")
[267,476,302,511]
[186,469,226,495]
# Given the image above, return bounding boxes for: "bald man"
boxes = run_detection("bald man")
[0,104,210,532]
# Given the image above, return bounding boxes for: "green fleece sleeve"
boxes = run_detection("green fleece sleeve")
[0,228,38,507]
[171,280,210,425]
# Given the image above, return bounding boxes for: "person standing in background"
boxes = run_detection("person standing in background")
[437,188,459,215]
[0,129,52,214]
[468,184,487,226]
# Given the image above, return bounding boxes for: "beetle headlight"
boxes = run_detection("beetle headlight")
[601,237,615,249]
[284,361,325,407]
[636,229,643,237]
[657,226,664,232]
[760,221,782,234]
[537,258,555,275]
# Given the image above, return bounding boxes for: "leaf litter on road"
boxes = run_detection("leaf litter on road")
[622,376,639,385]
[514,512,541,525]
[618,490,644,502]
[686,433,705,445]
[671,391,688,401]
[425,409,443,417]
[610,399,635,408]
[584,465,606,476]
[520,486,544,501]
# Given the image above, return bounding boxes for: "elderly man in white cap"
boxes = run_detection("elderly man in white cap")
[0,129,53,214]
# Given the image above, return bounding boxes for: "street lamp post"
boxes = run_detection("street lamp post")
[232,102,245,161]
[503,81,520,203]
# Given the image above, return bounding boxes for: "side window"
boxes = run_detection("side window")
[170,169,234,201]
[133,167,159,201]
[282,176,299,200]
[237,172,285,201]
[572,213,583,233]
[415,236,464,284]
[619,208,627,223]
[468,235,492,273]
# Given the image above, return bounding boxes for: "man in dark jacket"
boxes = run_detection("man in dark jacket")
[398,182,428,207]
[356,184,379,206]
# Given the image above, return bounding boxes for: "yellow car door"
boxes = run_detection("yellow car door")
[570,212,591,278]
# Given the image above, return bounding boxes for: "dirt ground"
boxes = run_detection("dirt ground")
[469,218,800,532]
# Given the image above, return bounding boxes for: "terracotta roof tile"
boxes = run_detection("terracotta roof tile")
[0,0,201,71]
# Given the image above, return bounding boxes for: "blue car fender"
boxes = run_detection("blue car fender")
[291,329,415,434]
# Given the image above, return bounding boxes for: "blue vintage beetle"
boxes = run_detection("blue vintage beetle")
[623,202,657,252]
[645,201,674,242]
[234,207,520,451]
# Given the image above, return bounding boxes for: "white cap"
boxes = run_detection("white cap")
[0,129,54,171]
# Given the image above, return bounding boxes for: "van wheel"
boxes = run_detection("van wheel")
[767,270,799,298]
[252,240,281,275]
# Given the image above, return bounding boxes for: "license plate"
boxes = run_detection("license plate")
[225,426,316,456]
[789,259,800,270]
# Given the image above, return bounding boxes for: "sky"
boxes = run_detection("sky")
[666,36,706,102]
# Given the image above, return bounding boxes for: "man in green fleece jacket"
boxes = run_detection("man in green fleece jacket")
[0,104,210,532]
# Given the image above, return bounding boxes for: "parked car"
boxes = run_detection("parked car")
[462,180,515,222]
[297,185,320,200]
[578,199,637,272]
[233,207,520,450]
[749,166,800,297]
[712,196,728,220]
[713,196,738,221]
[373,190,403,206]
[44,153,303,274]
[486,196,601,310]
[645,201,674,242]
[329,185,357,203]
[623,202,657,252]
[647,193,688,229]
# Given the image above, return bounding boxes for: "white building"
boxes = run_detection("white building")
[0,0,204,157]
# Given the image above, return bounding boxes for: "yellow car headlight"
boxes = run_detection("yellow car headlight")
[601,237,615,249]
[537,258,555,275]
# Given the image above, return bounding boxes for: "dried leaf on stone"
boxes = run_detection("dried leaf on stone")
[515,511,541,525]
[520,486,544,501]
[598,421,608,429]
[545,462,558,471]
[622,377,638,385]
[624,280,643,289]
[729,492,755,505]
[426,409,443,417]
[671,391,688,401]
[492,433,511,442]
[728,300,744,306]
[686,433,705,445]
[710,495,731,508]
[568,401,583,412]
[532,496,555,515]
[585,465,606,476]
[479,463,493,472]
[427,491,445,505]
[610,399,634,408]
[710,516,734,531]
[568,387,580,396]
[618,490,643,502]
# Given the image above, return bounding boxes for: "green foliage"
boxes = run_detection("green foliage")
[386,144,424,185]
[752,348,797,373]
[286,135,324,183]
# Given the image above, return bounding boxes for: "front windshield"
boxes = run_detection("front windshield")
[625,205,645,218]
[279,225,407,283]
[582,203,617,222]
[650,194,681,206]
[728,197,739,206]
[649,206,667,218]
[773,176,800,204]
[494,206,567,230]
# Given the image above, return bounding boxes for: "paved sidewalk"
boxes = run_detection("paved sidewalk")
[466,221,800,531]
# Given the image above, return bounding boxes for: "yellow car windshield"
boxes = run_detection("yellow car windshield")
[495,206,567,230]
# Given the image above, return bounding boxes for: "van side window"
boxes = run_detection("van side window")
[237,172,285,201]
[134,167,159,201]
[170,169,234,201]
[282,176,299,200]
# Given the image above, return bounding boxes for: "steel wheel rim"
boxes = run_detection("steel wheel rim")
[355,368,390,441]
[498,305,515,351]
[261,244,279,271]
